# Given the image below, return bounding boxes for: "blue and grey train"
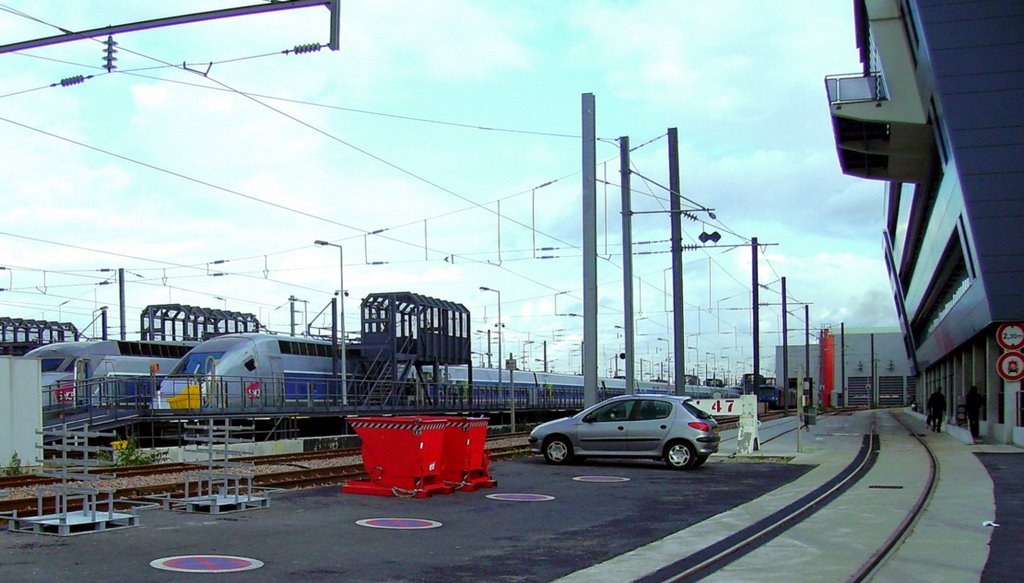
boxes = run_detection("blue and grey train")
[153,333,740,410]
[23,339,197,405]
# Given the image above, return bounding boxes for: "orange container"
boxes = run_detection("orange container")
[440,417,497,491]
[341,416,451,498]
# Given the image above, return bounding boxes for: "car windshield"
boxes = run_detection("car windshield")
[682,401,712,419]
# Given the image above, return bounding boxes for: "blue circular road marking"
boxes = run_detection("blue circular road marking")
[356,517,443,530]
[486,493,555,502]
[572,475,631,483]
[150,555,264,573]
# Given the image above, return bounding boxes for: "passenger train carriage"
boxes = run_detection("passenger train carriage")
[154,333,740,410]
[24,339,196,406]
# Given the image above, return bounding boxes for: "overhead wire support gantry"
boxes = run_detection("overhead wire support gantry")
[0,0,341,55]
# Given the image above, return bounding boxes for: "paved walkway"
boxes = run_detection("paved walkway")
[560,408,1021,583]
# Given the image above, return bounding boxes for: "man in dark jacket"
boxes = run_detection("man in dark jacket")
[927,389,947,432]
[965,386,984,439]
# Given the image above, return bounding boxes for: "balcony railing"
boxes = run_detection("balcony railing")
[825,72,887,105]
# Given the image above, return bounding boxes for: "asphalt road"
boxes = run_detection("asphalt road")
[0,457,811,583]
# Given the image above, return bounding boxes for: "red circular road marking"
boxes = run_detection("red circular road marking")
[486,493,555,502]
[150,555,263,573]
[356,517,443,530]
[572,475,631,483]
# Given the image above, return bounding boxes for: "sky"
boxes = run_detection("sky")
[0,1,898,382]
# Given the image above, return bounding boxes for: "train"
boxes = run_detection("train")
[22,339,198,407]
[754,384,796,409]
[153,332,741,410]
[25,340,197,384]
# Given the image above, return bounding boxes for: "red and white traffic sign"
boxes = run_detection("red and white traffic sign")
[996,323,1024,351]
[996,351,1024,382]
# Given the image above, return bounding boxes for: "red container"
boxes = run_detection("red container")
[440,417,497,491]
[341,416,451,498]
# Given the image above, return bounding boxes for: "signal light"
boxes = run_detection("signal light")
[103,35,118,72]
[699,231,721,244]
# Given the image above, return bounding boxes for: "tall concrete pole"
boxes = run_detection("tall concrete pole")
[669,128,685,396]
[582,93,598,407]
[751,238,760,390]
[619,136,636,394]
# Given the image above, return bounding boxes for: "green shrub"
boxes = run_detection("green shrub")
[109,437,167,467]
[3,452,22,476]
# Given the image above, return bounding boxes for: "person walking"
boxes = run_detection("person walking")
[965,386,984,439]
[927,388,947,432]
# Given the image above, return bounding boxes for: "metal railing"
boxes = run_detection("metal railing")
[825,72,887,105]
[40,375,643,418]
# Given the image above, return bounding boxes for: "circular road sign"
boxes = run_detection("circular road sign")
[996,351,1024,382]
[997,323,1024,351]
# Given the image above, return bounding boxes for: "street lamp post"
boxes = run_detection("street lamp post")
[481,286,513,431]
[314,240,347,406]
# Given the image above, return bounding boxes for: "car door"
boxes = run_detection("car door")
[576,399,635,455]
[625,398,674,454]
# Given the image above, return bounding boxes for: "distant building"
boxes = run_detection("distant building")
[774,328,914,408]
[824,1,1024,444]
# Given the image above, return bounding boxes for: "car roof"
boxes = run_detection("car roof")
[607,393,689,401]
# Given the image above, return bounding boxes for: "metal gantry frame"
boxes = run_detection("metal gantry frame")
[140,304,262,341]
[0,317,80,356]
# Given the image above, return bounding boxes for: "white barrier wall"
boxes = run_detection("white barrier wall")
[691,394,760,454]
[0,356,42,471]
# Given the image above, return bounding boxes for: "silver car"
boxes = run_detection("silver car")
[527,394,720,470]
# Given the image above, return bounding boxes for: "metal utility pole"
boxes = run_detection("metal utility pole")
[805,304,811,406]
[582,93,598,407]
[0,0,341,55]
[841,323,847,407]
[289,295,298,337]
[751,238,760,390]
[669,128,685,396]
[118,268,126,340]
[782,276,789,413]
[619,136,636,394]
[330,296,337,399]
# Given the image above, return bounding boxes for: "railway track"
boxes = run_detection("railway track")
[635,410,938,582]
[0,436,532,517]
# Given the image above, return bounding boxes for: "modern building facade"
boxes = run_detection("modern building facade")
[825,0,1024,444]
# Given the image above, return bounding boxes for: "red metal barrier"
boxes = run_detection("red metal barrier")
[341,416,451,498]
[440,417,497,491]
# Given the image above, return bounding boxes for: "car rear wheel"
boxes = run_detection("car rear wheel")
[664,440,697,470]
[543,436,574,465]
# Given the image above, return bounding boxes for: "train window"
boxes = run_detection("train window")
[39,358,65,372]
[244,358,256,372]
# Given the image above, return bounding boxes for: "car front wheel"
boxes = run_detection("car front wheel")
[664,440,697,470]
[543,436,574,465]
